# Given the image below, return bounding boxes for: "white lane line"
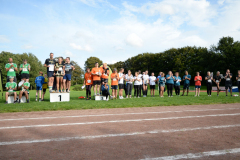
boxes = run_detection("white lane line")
[0,124,240,146]
[140,148,240,160]
[1,113,240,130]
[0,108,240,122]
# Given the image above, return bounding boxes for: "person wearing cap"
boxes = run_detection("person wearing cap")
[91,62,103,96]
[5,58,18,83]
[18,79,30,103]
[111,68,119,99]
[42,74,48,101]
[44,53,56,92]
[35,71,46,102]
[84,68,93,100]
[5,76,17,104]
[101,81,110,101]
[19,59,31,82]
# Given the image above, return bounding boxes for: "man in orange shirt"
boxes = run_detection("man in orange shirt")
[111,68,119,99]
[84,68,93,100]
[91,62,102,96]
[194,72,202,97]
[100,63,109,94]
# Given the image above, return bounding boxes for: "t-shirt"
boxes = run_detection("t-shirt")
[45,58,56,72]
[118,72,124,84]
[236,74,240,82]
[20,63,30,74]
[174,76,181,86]
[166,75,174,84]
[149,76,156,85]
[42,78,48,89]
[138,74,143,85]
[134,76,141,85]
[111,73,119,86]
[205,76,212,83]
[85,72,93,85]
[5,82,17,92]
[214,75,221,83]
[224,73,232,84]
[55,62,65,75]
[159,77,166,85]
[64,63,74,75]
[183,75,191,84]
[5,63,17,76]
[21,82,30,91]
[143,75,149,84]
[125,74,134,84]
[194,76,202,86]
[91,67,103,81]
[101,67,109,79]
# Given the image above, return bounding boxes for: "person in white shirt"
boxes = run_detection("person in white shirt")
[134,72,141,98]
[138,70,143,97]
[118,68,125,99]
[142,70,149,97]
[125,70,134,98]
[149,72,157,97]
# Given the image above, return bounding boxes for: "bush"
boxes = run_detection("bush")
[72,84,85,91]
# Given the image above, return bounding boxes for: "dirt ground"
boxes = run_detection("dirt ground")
[0,103,240,160]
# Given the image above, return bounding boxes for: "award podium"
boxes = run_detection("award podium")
[50,92,70,102]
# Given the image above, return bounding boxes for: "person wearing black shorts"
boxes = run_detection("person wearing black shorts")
[224,69,233,96]
[19,59,31,82]
[44,53,56,92]
[236,70,240,96]
[213,71,222,96]
[118,68,125,99]
[149,72,157,97]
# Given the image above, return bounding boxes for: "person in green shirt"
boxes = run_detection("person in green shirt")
[5,58,18,83]
[18,79,30,103]
[19,59,31,82]
[5,76,17,104]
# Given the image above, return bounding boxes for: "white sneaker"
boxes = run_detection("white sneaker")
[134,96,136,98]
[171,96,173,97]
[195,95,197,97]
[138,96,140,98]
[35,99,37,101]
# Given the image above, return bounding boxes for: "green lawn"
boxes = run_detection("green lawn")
[0,86,239,113]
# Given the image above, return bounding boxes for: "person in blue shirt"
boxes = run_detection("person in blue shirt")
[101,81,110,101]
[35,71,46,102]
[157,72,162,95]
[166,71,175,97]
[159,72,166,97]
[182,71,191,96]
[174,72,182,96]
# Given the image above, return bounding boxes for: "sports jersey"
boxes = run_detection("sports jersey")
[214,75,221,83]
[45,58,56,72]
[85,72,93,85]
[91,67,103,81]
[174,76,181,86]
[55,61,65,75]
[20,63,30,74]
[166,75,174,84]
[21,82,30,91]
[194,76,202,86]
[183,75,191,84]
[111,73,119,85]
[138,74,143,85]
[5,63,17,76]
[101,67,109,79]
[143,74,149,84]
[224,73,232,84]
[125,74,134,84]
[149,76,156,85]
[205,76,212,83]
[42,78,48,89]
[35,76,45,87]
[5,82,17,92]
[134,76,141,85]
[64,62,74,74]
[118,72,124,84]
[159,77,166,85]
[236,74,240,82]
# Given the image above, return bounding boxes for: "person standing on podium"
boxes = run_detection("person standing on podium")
[44,53,56,93]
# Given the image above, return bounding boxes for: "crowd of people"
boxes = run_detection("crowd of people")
[84,62,240,101]
[3,54,240,103]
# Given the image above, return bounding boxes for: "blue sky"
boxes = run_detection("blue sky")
[0,0,240,68]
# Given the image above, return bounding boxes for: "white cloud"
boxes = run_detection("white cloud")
[69,43,93,52]
[218,0,225,5]
[0,35,10,43]
[125,33,143,47]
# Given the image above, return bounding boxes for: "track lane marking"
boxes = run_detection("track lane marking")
[0,113,240,130]
[0,108,240,121]
[0,124,240,145]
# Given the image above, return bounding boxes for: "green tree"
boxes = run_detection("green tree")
[84,57,103,71]
[71,61,84,85]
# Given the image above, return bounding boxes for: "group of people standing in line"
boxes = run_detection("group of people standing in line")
[84,63,240,101]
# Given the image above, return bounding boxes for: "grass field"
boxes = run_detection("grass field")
[0,86,239,113]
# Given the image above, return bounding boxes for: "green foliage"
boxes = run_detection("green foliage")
[71,61,84,85]
[72,84,85,91]
[84,57,103,71]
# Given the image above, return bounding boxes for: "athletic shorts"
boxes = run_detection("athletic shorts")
[36,86,42,90]
[150,85,155,89]
[7,76,17,83]
[160,84,165,87]
[8,92,16,96]
[101,78,108,83]
[183,83,190,89]
[47,71,54,78]
[21,73,29,79]
[63,74,72,81]
[225,84,232,90]
[111,85,118,90]
[119,84,124,89]
[144,84,148,86]
[195,85,201,89]
[93,80,101,86]
[43,89,46,93]
[56,75,63,78]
